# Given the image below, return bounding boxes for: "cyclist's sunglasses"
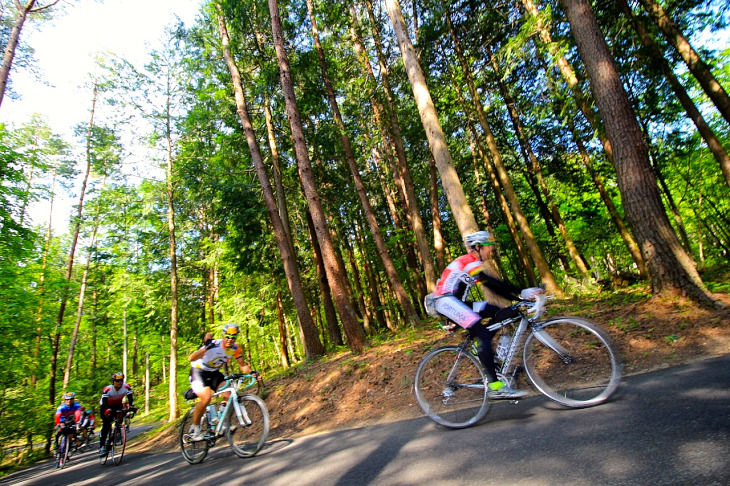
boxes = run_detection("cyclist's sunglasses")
[477,242,495,247]
[223,334,237,340]
[113,378,124,382]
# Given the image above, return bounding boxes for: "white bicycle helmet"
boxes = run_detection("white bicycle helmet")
[463,231,493,250]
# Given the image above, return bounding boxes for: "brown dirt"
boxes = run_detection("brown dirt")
[130,290,730,453]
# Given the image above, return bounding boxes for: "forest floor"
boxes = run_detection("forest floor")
[129,286,730,453]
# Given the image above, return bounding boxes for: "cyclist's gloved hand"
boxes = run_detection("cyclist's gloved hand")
[251,370,261,380]
[204,338,215,350]
[103,409,112,418]
[520,287,544,301]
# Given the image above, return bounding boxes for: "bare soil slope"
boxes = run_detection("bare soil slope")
[132,291,730,452]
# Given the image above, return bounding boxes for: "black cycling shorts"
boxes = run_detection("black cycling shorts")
[189,368,225,394]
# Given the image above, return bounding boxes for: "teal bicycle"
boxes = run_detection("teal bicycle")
[179,373,269,464]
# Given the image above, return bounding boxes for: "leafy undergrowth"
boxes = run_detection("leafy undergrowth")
[129,288,730,454]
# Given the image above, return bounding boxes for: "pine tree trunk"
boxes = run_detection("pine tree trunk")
[0,0,35,108]
[50,81,97,409]
[488,52,590,279]
[428,158,446,273]
[307,0,420,327]
[267,0,366,352]
[62,195,102,390]
[521,0,614,161]
[444,7,562,296]
[216,4,326,359]
[275,292,290,368]
[362,0,438,293]
[452,80,535,286]
[305,210,343,347]
[560,0,717,306]
[384,0,483,266]
[166,115,179,422]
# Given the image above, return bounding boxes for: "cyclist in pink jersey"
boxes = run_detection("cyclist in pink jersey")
[433,230,543,399]
[98,372,134,456]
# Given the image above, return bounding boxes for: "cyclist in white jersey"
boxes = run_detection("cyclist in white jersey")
[98,372,134,455]
[186,323,258,441]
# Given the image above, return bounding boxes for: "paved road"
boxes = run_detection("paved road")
[3,355,729,485]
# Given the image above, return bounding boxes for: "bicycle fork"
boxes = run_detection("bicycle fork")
[230,396,253,427]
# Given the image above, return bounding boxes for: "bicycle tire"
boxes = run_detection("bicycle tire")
[523,316,622,408]
[179,408,210,464]
[413,345,490,429]
[56,435,68,469]
[110,423,126,465]
[98,435,109,465]
[226,394,270,458]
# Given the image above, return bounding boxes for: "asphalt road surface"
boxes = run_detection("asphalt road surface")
[3,354,728,486]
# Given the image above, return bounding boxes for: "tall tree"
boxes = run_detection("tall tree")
[636,0,730,125]
[49,79,99,413]
[617,0,730,188]
[442,6,562,296]
[215,1,325,359]
[0,0,61,108]
[383,0,485,271]
[267,0,366,352]
[560,0,718,306]
[305,0,419,327]
[362,0,437,293]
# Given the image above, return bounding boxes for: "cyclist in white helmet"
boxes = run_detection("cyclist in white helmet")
[186,323,258,441]
[433,230,543,399]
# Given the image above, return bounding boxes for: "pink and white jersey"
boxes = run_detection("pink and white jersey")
[100,383,133,407]
[434,253,484,298]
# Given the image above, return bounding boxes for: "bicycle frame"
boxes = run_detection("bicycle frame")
[206,375,258,438]
[472,294,550,383]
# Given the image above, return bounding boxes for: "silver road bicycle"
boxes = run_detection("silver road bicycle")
[414,294,622,428]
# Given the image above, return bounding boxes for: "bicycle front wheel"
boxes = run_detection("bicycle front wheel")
[57,436,68,469]
[524,317,622,408]
[413,346,490,429]
[227,394,270,458]
[98,436,109,465]
[179,408,210,464]
[110,424,126,465]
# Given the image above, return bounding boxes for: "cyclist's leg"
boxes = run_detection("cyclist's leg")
[467,319,498,381]
[99,407,112,452]
[189,368,220,433]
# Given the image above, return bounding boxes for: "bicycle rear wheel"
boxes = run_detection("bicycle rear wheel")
[524,317,622,408]
[179,408,210,464]
[413,346,490,429]
[110,424,126,465]
[227,394,270,458]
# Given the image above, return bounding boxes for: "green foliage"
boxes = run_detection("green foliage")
[2,0,729,465]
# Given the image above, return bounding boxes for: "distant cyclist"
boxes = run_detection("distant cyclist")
[186,323,259,441]
[98,372,135,456]
[79,407,95,441]
[54,392,83,452]
[433,230,544,399]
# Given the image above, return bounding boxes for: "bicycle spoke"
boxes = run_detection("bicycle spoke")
[179,408,210,464]
[227,395,269,457]
[414,346,490,429]
[111,424,126,465]
[524,317,621,407]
